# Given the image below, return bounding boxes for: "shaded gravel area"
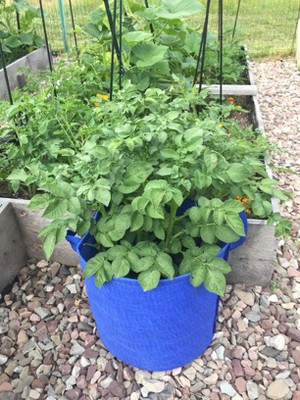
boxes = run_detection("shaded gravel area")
[0,59,300,400]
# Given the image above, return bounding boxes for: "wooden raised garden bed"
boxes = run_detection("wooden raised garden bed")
[0,47,50,100]
[0,60,278,296]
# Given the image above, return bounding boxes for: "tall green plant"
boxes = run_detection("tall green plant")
[8,83,290,295]
[80,0,246,90]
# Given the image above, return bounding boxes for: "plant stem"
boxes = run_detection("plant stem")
[165,200,178,249]
[99,204,107,217]
[173,230,185,239]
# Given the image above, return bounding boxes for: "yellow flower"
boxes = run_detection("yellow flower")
[227,97,235,104]
[241,197,249,205]
[96,93,109,100]
[94,93,109,106]
[236,106,242,110]
[219,124,223,128]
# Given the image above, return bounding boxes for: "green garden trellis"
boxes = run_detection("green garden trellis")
[104,0,225,103]
[193,0,224,105]
[58,0,69,52]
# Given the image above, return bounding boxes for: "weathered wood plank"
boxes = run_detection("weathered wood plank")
[227,219,276,286]
[0,202,28,294]
[0,48,50,100]
[202,84,257,96]
[0,198,79,266]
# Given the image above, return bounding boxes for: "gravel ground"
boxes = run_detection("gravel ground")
[0,59,300,400]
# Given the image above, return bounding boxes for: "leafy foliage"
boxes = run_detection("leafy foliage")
[79,0,247,89]
[0,0,44,66]
[0,0,292,296]
[1,81,291,295]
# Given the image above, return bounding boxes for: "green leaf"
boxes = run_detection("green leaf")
[223,199,245,213]
[108,228,126,241]
[200,225,216,244]
[123,31,152,45]
[95,269,108,288]
[154,0,204,19]
[156,253,174,279]
[82,22,102,39]
[143,216,153,231]
[169,238,182,254]
[146,204,164,219]
[132,44,168,68]
[95,188,111,207]
[225,212,245,236]
[126,251,140,270]
[215,225,240,243]
[157,166,173,176]
[213,258,231,274]
[119,181,140,194]
[133,256,154,272]
[227,163,251,183]
[43,199,68,219]
[172,190,183,207]
[153,221,166,240]
[112,257,130,278]
[138,269,161,291]
[190,265,206,287]
[68,197,81,214]
[132,197,146,213]
[47,181,74,198]
[6,35,22,48]
[149,189,165,208]
[201,244,222,257]
[205,268,227,296]
[42,231,56,261]
[84,254,104,278]
[7,169,28,182]
[181,236,195,250]
[98,232,114,247]
[29,194,52,210]
[127,162,154,183]
[38,221,60,238]
[160,148,180,160]
[131,212,144,232]
[19,32,33,45]
[213,209,224,226]
[189,207,201,223]
[251,200,269,217]
[179,255,192,275]
[115,213,132,231]
[204,150,218,171]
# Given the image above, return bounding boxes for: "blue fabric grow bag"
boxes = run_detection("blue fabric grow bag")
[66,207,247,371]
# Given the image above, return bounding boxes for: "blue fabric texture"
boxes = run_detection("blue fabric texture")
[66,205,247,371]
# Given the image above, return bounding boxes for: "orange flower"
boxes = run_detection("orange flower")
[235,195,242,201]
[241,197,249,205]
[236,106,242,110]
[227,97,235,104]
[245,209,252,215]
